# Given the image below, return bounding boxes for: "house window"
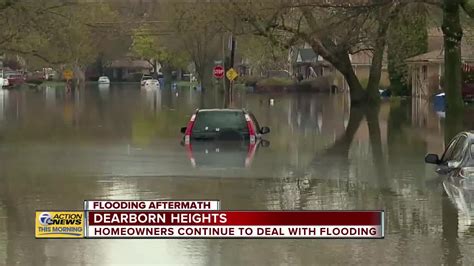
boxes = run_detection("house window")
[422,65,428,80]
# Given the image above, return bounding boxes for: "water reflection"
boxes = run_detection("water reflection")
[142,88,161,113]
[98,84,110,100]
[443,175,474,236]
[0,89,7,122]
[2,83,474,264]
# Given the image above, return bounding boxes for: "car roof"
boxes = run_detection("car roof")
[197,109,245,113]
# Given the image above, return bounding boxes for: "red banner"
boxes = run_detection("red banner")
[88,211,382,226]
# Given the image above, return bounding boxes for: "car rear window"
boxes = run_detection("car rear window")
[193,111,248,133]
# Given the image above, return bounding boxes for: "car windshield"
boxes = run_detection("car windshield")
[142,76,152,80]
[193,111,248,133]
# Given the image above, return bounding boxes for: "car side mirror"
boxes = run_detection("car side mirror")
[180,127,187,134]
[260,127,270,135]
[425,154,440,165]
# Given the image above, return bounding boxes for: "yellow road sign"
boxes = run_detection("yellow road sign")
[63,70,74,80]
[226,68,238,81]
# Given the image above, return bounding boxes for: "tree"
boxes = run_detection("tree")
[222,1,413,105]
[131,28,162,75]
[0,1,118,86]
[238,35,289,76]
[442,0,474,113]
[131,26,189,82]
[387,5,428,96]
[172,3,223,89]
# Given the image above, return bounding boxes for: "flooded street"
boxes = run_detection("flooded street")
[0,83,472,265]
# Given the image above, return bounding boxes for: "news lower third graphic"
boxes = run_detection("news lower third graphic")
[36,200,385,239]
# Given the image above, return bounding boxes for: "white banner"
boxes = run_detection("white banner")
[86,225,383,239]
[84,200,220,211]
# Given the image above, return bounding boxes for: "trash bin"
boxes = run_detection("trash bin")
[434,93,445,112]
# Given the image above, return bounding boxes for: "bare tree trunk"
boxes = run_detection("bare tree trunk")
[333,53,367,105]
[366,27,388,103]
[306,40,367,105]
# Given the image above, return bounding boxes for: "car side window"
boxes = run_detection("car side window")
[442,136,461,162]
[452,136,468,163]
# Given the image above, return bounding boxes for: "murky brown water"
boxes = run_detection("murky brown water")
[0,83,471,265]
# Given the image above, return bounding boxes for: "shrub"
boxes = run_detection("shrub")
[256,77,295,87]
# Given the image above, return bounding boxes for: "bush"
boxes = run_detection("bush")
[238,76,261,86]
[256,77,295,87]
[298,78,331,92]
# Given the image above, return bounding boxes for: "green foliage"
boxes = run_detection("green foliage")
[387,6,428,96]
[238,35,289,76]
[131,26,189,71]
[462,0,474,17]
[0,1,119,71]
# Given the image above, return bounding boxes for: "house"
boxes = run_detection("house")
[290,47,331,79]
[407,27,474,98]
[289,44,389,91]
[406,45,474,98]
[105,59,153,81]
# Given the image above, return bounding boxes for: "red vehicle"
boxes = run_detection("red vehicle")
[179,109,271,169]
[180,109,270,145]
[6,73,25,87]
[463,83,474,102]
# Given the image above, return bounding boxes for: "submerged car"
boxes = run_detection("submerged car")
[140,74,153,86]
[425,131,474,176]
[180,109,270,169]
[98,76,110,84]
[180,109,270,144]
[142,79,160,89]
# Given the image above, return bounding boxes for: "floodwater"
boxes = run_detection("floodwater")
[0,83,471,265]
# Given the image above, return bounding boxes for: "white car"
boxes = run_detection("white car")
[0,71,7,87]
[142,79,160,89]
[140,75,153,86]
[1,78,8,87]
[98,76,110,84]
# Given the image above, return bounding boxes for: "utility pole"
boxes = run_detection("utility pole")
[221,33,226,101]
[228,34,236,106]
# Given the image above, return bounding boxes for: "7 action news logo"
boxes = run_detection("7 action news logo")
[38,212,82,225]
[35,211,84,238]
[38,212,53,226]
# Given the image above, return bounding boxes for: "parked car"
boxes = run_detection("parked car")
[98,76,110,84]
[6,73,25,87]
[425,131,474,176]
[140,74,153,86]
[462,82,474,102]
[180,109,270,145]
[142,79,160,89]
[0,71,6,87]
